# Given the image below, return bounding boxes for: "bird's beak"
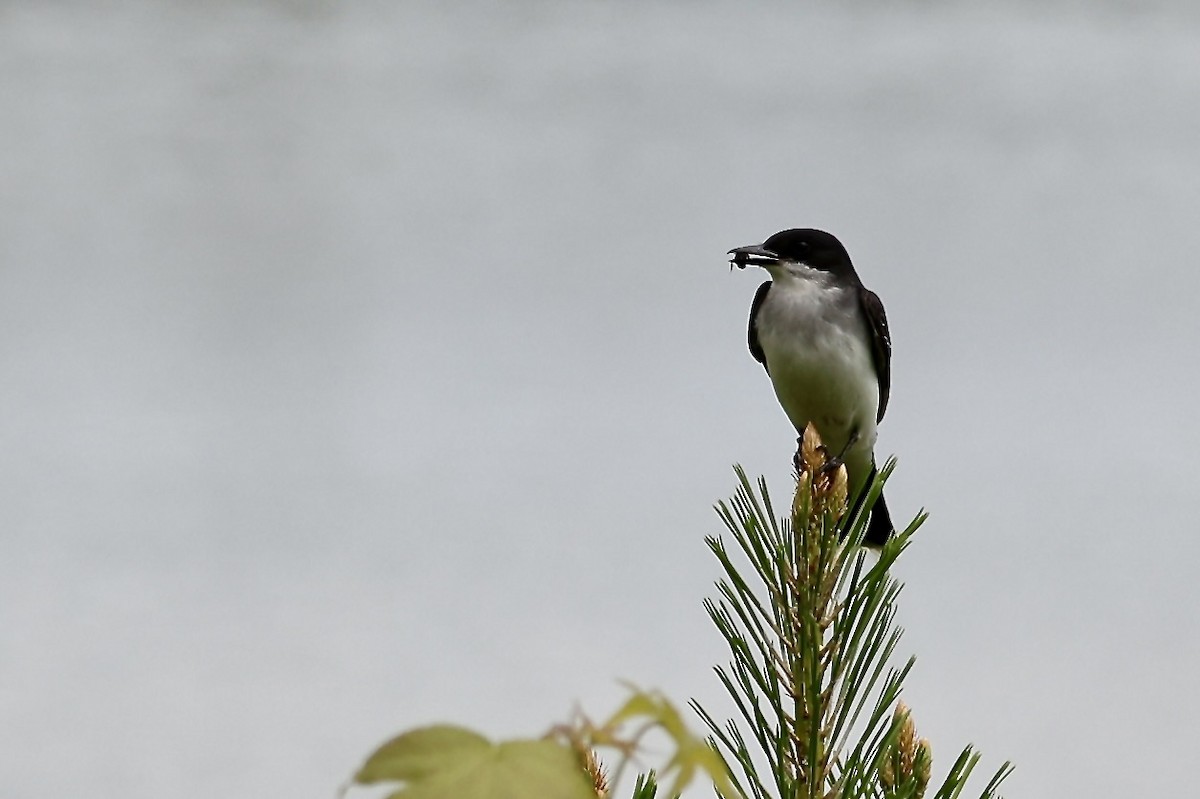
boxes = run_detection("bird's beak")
[728,244,780,270]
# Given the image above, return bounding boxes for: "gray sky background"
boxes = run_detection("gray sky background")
[3,1,1199,796]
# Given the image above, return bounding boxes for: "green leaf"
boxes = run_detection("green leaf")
[354,724,596,799]
[600,687,739,799]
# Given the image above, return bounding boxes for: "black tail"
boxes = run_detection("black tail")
[863,488,893,547]
[847,460,892,547]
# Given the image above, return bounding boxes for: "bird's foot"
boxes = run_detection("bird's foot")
[794,433,840,475]
[819,453,845,477]
[835,429,862,462]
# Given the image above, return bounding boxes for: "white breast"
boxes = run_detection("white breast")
[755,271,879,468]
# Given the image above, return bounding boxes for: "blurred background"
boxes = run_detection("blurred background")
[3,0,1199,796]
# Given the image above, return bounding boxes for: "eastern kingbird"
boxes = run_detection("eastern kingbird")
[729,228,893,546]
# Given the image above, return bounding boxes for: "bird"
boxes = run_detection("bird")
[728,228,893,546]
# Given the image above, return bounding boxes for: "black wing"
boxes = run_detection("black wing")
[859,288,891,422]
[748,280,771,373]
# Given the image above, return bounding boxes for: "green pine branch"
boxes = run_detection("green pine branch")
[692,424,1011,799]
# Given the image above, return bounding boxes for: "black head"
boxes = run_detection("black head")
[728,228,858,283]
